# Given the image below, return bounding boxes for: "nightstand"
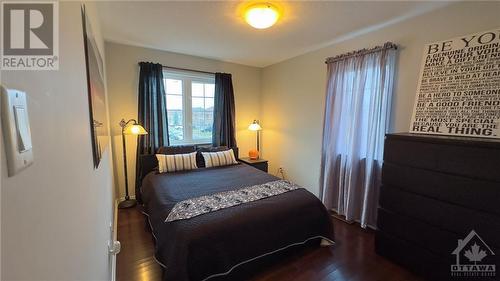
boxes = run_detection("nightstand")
[239,157,268,173]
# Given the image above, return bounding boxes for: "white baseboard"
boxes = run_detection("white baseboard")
[331,212,355,224]
[330,209,377,230]
[111,200,118,281]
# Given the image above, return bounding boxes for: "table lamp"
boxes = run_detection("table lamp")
[118,118,148,209]
[248,120,262,160]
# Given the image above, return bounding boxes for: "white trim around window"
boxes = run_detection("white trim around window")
[163,69,215,145]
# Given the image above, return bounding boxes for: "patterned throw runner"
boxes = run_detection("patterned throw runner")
[165,180,301,222]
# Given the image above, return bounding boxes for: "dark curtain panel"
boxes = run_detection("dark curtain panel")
[212,73,237,148]
[135,62,169,203]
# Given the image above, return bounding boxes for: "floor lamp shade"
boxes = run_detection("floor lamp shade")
[123,124,148,135]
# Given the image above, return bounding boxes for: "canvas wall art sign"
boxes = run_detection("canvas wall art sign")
[82,5,109,167]
[409,27,500,138]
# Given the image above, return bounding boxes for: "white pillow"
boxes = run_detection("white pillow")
[156,152,198,173]
[201,149,238,168]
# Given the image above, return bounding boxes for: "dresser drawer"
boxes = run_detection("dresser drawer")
[382,162,500,216]
[379,185,500,248]
[375,231,451,281]
[384,135,500,182]
[378,208,500,258]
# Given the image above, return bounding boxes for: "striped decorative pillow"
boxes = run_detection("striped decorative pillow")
[156,152,198,173]
[201,149,238,168]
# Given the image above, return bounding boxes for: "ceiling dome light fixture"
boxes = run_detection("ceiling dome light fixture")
[245,3,280,29]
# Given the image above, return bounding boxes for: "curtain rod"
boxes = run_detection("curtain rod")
[163,65,215,75]
[325,42,397,64]
[137,62,215,75]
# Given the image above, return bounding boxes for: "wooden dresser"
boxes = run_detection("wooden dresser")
[376,133,500,281]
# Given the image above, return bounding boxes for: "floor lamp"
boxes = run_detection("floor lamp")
[118,118,148,209]
[248,120,262,160]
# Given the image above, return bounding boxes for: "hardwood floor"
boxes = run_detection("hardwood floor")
[117,207,427,281]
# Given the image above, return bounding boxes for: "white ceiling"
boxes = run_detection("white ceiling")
[96,1,450,67]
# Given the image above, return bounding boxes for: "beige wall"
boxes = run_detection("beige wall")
[260,1,500,196]
[0,2,115,280]
[105,42,262,199]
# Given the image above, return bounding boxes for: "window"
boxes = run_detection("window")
[164,69,215,144]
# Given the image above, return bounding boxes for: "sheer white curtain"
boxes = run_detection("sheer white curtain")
[319,43,397,229]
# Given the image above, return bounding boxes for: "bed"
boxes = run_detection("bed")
[138,147,334,281]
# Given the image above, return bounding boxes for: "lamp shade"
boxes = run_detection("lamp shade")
[248,120,262,131]
[123,124,148,135]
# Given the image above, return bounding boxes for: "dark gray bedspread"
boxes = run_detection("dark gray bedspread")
[141,163,334,281]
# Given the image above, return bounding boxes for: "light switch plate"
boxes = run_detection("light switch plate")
[1,86,34,176]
